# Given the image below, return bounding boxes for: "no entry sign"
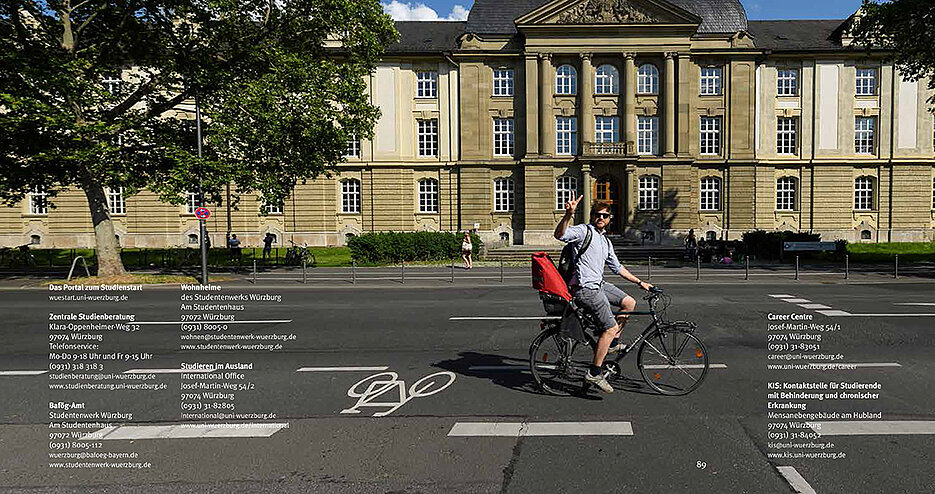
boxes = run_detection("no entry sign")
[194,207,211,219]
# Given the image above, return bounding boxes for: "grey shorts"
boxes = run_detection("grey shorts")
[574,282,629,333]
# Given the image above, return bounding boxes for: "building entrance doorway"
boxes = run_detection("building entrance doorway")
[593,175,622,234]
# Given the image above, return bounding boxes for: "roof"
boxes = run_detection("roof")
[465,0,748,35]
[387,21,465,53]
[747,20,846,51]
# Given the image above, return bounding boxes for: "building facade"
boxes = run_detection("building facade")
[3,0,935,249]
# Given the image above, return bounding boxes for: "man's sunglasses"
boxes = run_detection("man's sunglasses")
[593,212,612,219]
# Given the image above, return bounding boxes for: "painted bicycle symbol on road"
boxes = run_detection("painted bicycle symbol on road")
[340,371,456,417]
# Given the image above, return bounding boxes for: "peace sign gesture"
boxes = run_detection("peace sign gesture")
[564,192,582,215]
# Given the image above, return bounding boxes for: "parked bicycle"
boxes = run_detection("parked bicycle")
[530,286,709,396]
[284,240,316,267]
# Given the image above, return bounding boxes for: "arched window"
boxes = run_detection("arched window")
[638,175,660,211]
[637,64,659,94]
[776,177,797,211]
[854,176,874,211]
[341,179,361,214]
[418,178,438,213]
[494,178,514,212]
[700,177,721,211]
[860,229,872,240]
[555,64,577,95]
[187,234,199,244]
[555,176,578,210]
[595,64,619,95]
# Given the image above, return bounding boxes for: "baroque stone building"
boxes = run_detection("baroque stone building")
[3,0,935,249]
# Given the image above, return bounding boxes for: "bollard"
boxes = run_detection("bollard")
[845,254,849,280]
[500,258,504,283]
[252,260,257,284]
[302,260,307,284]
[745,255,749,281]
[352,260,357,284]
[451,261,455,283]
[401,259,405,284]
[695,256,700,281]
[795,256,799,281]
[648,256,653,282]
[895,254,899,279]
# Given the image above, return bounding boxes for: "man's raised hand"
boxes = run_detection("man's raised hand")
[564,192,582,215]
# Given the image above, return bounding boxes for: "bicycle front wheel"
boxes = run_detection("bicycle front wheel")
[529,327,591,396]
[637,330,708,396]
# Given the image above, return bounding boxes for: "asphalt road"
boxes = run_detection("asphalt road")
[0,277,933,493]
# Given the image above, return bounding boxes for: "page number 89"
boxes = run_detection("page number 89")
[696,461,707,469]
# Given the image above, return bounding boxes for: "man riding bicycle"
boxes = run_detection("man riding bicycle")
[554,193,652,393]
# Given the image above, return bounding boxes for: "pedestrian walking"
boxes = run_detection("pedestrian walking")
[461,232,473,270]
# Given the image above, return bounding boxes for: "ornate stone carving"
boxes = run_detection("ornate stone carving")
[556,0,657,25]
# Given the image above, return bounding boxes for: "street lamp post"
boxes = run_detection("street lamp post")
[195,88,208,285]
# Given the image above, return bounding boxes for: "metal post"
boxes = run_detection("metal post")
[795,256,799,281]
[745,255,749,280]
[500,258,504,283]
[252,260,257,284]
[195,87,208,286]
[895,254,898,279]
[450,261,455,283]
[845,254,849,280]
[302,259,307,284]
[648,256,653,282]
[695,256,700,281]
[352,260,356,284]
[401,259,405,284]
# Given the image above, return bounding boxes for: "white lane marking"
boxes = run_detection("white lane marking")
[469,365,530,371]
[450,316,561,321]
[782,298,812,303]
[769,294,796,298]
[837,313,935,317]
[798,304,831,309]
[297,366,389,372]
[448,421,634,437]
[0,370,48,376]
[136,320,292,325]
[816,310,852,316]
[809,421,935,436]
[894,303,935,306]
[642,363,727,369]
[124,368,214,374]
[806,362,901,369]
[86,423,288,440]
[776,466,817,494]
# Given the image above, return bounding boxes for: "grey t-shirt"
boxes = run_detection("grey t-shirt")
[558,224,622,288]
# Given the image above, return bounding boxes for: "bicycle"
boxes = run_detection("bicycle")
[284,240,316,267]
[529,286,708,396]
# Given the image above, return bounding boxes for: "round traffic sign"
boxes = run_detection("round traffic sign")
[195,207,211,219]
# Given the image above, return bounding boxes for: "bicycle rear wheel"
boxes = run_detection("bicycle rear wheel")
[637,329,708,396]
[529,327,591,396]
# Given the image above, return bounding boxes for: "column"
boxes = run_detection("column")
[538,53,552,155]
[524,53,539,156]
[582,162,592,218]
[664,52,677,157]
[580,53,594,154]
[623,52,637,156]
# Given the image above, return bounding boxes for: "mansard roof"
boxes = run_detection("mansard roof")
[387,21,466,53]
[465,0,747,35]
[747,20,845,52]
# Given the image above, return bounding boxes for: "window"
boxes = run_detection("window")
[700,116,721,155]
[777,69,798,96]
[493,118,514,156]
[417,119,438,157]
[637,64,659,94]
[555,176,578,210]
[188,234,199,244]
[106,187,126,215]
[555,116,578,155]
[700,177,721,211]
[28,188,48,215]
[638,175,660,210]
[493,69,514,96]
[184,192,200,214]
[555,64,577,95]
[777,117,798,155]
[855,117,876,154]
[856,68,876,96]
[341,179,361,214]
[776,177,796,211]
[700,67,722,95]
[345,135,360,158]
[494,178,514,212]
[932,177,935,210]
[263,202,282,215]
[102,73,121,96]
[416,71,437,98]
[854,176,874,211]
[637,116,659,155]
[595,64,619,95]
[418,178,438,213]
[594,116,619,143]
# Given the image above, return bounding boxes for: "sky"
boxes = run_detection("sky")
[381,0,866,22]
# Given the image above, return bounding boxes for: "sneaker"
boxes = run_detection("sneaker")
[584,371,614,393]
[607,342,626,354]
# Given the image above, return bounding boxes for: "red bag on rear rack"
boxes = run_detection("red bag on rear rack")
[531,252,572,302]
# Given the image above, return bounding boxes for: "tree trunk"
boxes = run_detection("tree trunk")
[81,179,126,277]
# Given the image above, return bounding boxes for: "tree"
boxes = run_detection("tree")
[851,0,935,106]
[0,0,397,276]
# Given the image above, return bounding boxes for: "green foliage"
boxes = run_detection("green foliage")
[740,230,822,260]
[852,0,935,107]
[348,232,484,263]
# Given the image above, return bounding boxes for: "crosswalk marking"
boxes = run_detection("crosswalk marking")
[448,421,634,437]
[124,368,214,374]
[87,423,288,440]
[769,294,795,298]
[798,304,831,309]
[0,370,47,376]
[296,366,389,372]
[776,466,817,494]
[809,421,935,436]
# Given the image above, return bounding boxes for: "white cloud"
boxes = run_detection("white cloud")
[382,1,471,21]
